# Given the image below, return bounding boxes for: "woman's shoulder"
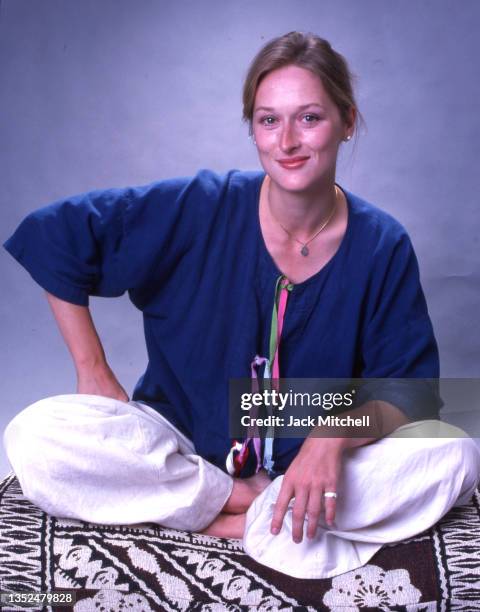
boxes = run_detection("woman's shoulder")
[149,168,263,191]
[187,168,264,200]
[126,168,263,206]
[342,187,412,253]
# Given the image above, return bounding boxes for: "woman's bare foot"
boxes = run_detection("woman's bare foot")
[201,512,246,539]
[223,469,272,514]
[200,471,270,538]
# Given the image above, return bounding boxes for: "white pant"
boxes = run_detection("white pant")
[4,395,480,579]
[244,420,480,578]
[3,395,233,531]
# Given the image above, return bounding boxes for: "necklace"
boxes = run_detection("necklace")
[268,184,339,257]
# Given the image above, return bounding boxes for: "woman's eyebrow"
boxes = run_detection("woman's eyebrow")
[254,103,326,113]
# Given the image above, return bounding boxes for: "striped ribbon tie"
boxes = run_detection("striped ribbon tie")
[226,275,293,476]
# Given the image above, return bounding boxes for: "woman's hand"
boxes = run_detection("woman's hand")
[270,437,346,542]
[77,362,129,402]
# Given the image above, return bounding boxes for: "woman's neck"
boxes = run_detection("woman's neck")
[266,175,338,240]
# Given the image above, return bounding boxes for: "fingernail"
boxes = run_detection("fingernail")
[271,527,279,535]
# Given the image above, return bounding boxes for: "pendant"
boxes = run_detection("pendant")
[300,245,309,256]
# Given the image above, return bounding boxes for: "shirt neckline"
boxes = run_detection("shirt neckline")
[253,172,354,290]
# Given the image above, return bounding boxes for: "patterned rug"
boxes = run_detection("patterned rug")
[1,474,480,611]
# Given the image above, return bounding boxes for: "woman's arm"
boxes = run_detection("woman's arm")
[271,400,409,542]
[271,227,440,542]
[4,179,193,398]
[46,292,128,401]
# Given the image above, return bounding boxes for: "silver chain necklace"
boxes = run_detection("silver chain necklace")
[268,185,339,257]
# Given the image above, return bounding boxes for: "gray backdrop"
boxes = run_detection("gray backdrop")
[1,0,479,476]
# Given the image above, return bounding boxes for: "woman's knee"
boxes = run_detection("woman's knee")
[4,396,77,469]
[420,434,480,506]
[453,436,480,502]
[4,396,67,458]
[3,397,69,504]
[4,394,115,486]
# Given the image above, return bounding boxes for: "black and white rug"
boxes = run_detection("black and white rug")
[1,474,480,611]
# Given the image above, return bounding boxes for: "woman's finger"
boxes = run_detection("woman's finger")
[323,486,337,526]
[306,487,322,539]
[270,478,294,535]
[291,488,309,543]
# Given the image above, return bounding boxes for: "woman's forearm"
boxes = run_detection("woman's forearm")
[45,291,128,400]
[311,400,410,452]
[46,292,107,373]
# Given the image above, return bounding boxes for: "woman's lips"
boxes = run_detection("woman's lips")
[277,157,309,169]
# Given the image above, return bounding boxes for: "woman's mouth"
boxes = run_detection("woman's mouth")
[277,157,309,169]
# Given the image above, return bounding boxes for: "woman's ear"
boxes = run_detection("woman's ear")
[344,106,356,140]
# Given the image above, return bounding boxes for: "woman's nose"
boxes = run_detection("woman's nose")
[279,122,300,152]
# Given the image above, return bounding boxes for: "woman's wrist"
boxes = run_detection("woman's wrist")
[303,434,348,455]
[76,357,113,382]
[76,360,128,401]
[306,432,374,453]
[74,351,108,373]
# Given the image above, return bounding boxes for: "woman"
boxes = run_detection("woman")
[3,31,479,579]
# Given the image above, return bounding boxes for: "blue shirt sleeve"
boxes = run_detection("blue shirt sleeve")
[358,227,441,419]
[3,177,192,306]
[361,231,438,377]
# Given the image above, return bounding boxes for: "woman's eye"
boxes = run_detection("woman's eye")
[302,114,320,123]
[259,116,277,126]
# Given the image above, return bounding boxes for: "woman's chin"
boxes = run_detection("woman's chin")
[269,174,321,196]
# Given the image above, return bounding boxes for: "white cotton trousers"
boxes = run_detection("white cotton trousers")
[4,394,480,579]
[244,420,480,578]
[3,394,233,532]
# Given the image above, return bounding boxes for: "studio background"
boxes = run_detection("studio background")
[1,0,479,477]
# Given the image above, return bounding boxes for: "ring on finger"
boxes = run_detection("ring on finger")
[323,491,337,499]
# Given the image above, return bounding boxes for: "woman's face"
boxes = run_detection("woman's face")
[252,64,352,195]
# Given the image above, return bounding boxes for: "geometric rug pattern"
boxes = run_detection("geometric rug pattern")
[1,474,480,611]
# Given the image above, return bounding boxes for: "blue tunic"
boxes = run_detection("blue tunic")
[3,169,440,473]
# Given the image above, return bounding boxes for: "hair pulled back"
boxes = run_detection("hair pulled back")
[242,31,360,134]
